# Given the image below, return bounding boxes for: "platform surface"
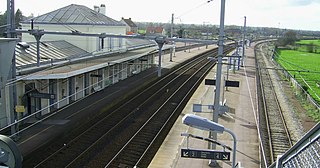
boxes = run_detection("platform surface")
[149,43,260,168]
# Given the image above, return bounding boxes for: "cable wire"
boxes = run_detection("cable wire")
[177,0,214,19]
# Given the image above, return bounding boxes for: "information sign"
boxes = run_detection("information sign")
[181,148,230,160]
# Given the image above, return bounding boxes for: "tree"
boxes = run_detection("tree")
[0,12,7,24]
[277,30,297,46]
[284,30,297,45]
[306,42,315,53]
[0,11,7,37]
[15,9,23,28]
[0,9,24,37]
[177,26,185,38]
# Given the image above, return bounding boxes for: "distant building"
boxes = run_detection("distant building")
[20,4,127,52]
[146,26,166,36]
[121,18,138,35]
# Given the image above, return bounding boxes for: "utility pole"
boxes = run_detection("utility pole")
[206,25,209,49]
[241,16,246,66]
[7,0,15,38]
[210,0,226,167]
[203,22,209,49]
[7,0,18,137]
[170,13,174,62]
[278,22,280,38]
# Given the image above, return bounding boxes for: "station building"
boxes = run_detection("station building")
[20,4,127,53]
[0,4,170,128]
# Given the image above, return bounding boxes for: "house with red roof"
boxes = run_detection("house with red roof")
[121,17,138,35]
[146,26,166,36]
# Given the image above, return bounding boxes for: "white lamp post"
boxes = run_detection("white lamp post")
[212,1,226,166]
[182,114,237,168]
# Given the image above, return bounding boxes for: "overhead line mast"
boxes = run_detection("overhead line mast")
[6,0,18,137]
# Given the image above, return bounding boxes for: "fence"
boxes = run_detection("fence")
[268,123,320,168]
[0,64,149,138]
[272,50,320,113]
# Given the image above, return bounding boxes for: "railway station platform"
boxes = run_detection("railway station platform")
[149,43,260,168]
[14,44,217,159]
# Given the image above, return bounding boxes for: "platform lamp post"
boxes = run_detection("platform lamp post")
[155,36,166,77]
[183,114,237,168]
[210,0,226,166]
[241,16,246,66]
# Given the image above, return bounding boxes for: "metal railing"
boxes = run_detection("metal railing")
[0,64,151,137]
[269,123,320,168]
[272,47,320,112]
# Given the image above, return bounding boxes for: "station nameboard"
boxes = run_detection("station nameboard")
[205,79,239,87]
[29,92,55,99]
[90,74,102,77]
[205,79,216,86]
[225,80,240,87]
[181,148,230,160]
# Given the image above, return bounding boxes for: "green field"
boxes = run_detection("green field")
[296,39,320,46]
[275,40,320,104]
[295,39,320,53]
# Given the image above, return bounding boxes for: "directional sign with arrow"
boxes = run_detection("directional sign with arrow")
[181,148,230,160]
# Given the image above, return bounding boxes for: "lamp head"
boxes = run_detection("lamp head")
[182,114,224,133]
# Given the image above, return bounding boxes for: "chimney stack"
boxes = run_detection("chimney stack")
[93,4,106,15]
[100,4,106,15]
[93,5,99,12]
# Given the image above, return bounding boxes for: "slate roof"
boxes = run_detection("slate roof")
[15,40,90,68]
[122,18,137,28]
[21,4,125,26]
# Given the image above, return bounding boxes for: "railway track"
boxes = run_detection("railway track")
[23,45,234,168]
[255,42,293,166]
[103,47,236,168]
[175,43,206,52]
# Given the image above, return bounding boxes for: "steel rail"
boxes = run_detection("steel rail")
[64,50,215,168]
[105,54,214,167]
[30,46,223,167]
[257,43,293,166]
[105,46,234,167]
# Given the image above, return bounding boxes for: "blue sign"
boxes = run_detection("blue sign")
[181,148,230,160]
[193,104,202,112]
[192,104,214,112]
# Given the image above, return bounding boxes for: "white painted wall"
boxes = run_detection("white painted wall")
[10,52,155,128]
[39,79,49,115]
[76,75,84,99]
[21,24,127,52]
[59,79,68,107]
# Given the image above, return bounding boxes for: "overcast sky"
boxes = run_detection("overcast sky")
[1,0,319,31]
